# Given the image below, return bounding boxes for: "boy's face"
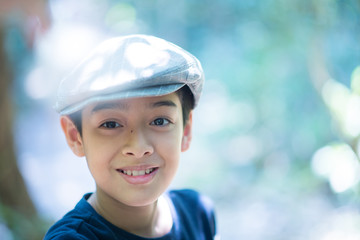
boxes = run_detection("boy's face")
[61,92,192,207]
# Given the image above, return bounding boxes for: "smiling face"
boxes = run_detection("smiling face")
[60,92,192,207]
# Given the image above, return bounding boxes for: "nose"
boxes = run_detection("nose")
[122,129,154,158]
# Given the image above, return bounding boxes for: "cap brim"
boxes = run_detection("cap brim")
[59,83,185,115]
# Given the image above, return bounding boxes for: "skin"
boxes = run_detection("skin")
[60,92,193,238]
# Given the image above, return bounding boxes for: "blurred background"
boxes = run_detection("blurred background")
[1,0,360,239]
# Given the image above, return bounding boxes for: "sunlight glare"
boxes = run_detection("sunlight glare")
[311,144,360,193]
[125,42,171,68]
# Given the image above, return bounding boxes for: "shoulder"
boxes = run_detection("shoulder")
[44,193,100,240]
[167,189,217,238]
[44,231,88,240]
[44,211,94,240]
[168,189,215,213]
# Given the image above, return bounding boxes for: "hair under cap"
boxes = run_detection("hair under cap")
[54,34,204,115]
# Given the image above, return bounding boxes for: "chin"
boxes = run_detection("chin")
[111,186,163,207]
[120,193,160,208]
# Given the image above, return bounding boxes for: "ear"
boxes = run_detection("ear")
[60,116,85,157]
[181,111,193,152]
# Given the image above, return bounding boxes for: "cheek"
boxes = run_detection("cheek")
[153,127,183,167]
[154,125,183,150]
[82,133,120,173]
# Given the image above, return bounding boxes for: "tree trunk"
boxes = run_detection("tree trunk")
[0,27,45,240]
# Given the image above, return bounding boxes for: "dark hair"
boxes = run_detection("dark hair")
[176,85,194,125]
[69,86,194,136]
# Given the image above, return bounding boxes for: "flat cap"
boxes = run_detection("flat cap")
[54,34,204,115]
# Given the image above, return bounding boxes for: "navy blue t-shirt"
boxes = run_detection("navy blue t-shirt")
[44,189,216,240]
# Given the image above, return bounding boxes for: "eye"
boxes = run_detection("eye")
[151,118,170,126]
[100,121,121,129]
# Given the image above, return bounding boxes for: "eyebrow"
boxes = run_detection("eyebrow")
[91,102,129,114]
[150,100,177,108]
[91,99,177,114]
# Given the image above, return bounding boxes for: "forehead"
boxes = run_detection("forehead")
[84,92,181,114]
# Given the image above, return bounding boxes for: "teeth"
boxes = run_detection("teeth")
[122,168,155,176]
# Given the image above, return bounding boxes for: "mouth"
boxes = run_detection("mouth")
[116,167,159,185]
[117,167,158,177]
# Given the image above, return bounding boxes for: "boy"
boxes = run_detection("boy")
[44,34,217,239]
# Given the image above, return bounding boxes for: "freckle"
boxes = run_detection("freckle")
[131,130,134,133]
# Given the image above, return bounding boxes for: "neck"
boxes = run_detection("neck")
[88,189,172,238]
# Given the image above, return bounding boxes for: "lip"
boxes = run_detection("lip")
[116,166,159,185]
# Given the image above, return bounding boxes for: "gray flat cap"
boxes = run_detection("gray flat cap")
[54,34,204,115]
